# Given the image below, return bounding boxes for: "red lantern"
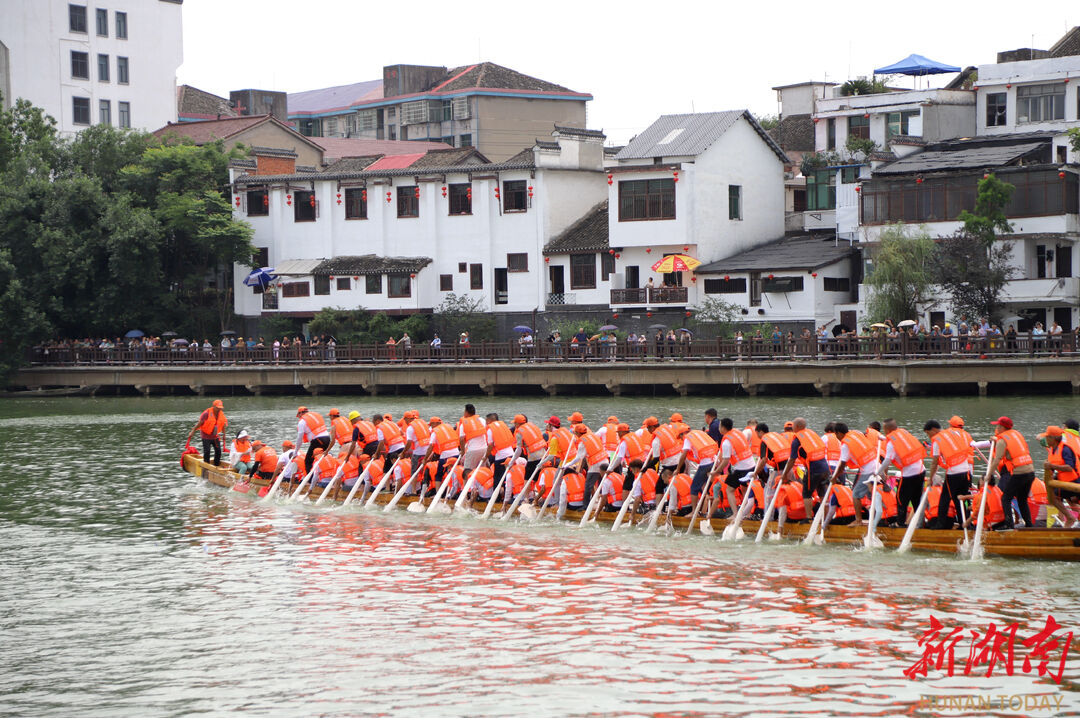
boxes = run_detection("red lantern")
[466,187,472,199]
[690,276,697,283]
[414,187,420,199]
[286,193,292,206]
[768,274,774,279]
[647,311,652,318]
[410,273,416,278]
[612,313,619,319]
[336,192,342,205]
[309,196,316,207]
[386,191,392,203]
[1006,84,1011,89]
[353,276,359,281]
[495,187,501,199]
[329,275,334,281]
[615,253,620,259]
[683,247,689,253]
[234,196,240,207]
[1060,171,1067,179]
[609,249,615,255]
[1065,78,1071,84]
[544,257,550,263]
[983,174,990,180]
[262,195,268,207]
[646,247,652,254]
[685,311,691,318]
[854,186,861,193]
[863,113,870,119]
[527,185,534,198]
[673,170,679,183]
[916,177,923,184]
[724,275,730,281]
[813,117,820,123]
[361,189,367,202]
[607,173,613,185]
[441,186,447,197]
[812,272,818,278]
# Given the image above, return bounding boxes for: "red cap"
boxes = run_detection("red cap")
[547,416,561,428]
[991,416,1013,429]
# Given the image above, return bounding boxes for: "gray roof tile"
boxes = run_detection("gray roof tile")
[696,233,854,273]
[543,201,608,255]
[615,111,789,164]
[873,135,1051,175]
[314,255,432,276]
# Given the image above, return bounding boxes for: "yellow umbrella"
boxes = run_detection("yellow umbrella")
[650,254,701,273]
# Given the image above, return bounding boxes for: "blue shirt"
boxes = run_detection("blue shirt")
[706,418,721,443]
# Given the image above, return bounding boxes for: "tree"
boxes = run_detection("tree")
[839,76,892,96]
[936,174,1015,323]
[690,296,741,337]
[1067,127,1080,155]
[307,307,430,344]
[864,223,937,324]
[753,113,780,131]
[432,293,494,341]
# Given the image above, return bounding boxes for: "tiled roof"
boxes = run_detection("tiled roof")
[503,147,535,165]
[154,115,268,143]
[603,145,625,155]
[408,147,489,168]
[365,153,427,171]
[311,137,451,161]
[275,258,323,276]
[321,156,381,173]
[873,134,1052,176]
[1050,26,1080,57]
[616,111,789,164]
[767,114,815,153]
[535,140,560,150]
[288,79,384,114]
[177,85,236,118]
[543,201,608,255]
[696,233,853,273]
[553,125,605,139]
[233,152,535,185]
[314,255,432,276]
[251,146,297,158]
[435,62,579,94]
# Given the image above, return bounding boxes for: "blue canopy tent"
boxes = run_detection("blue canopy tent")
[874,54,960,88]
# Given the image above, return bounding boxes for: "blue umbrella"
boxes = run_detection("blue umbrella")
[243,267,277,288]
[874,54,960,76]
[512,325,532,333]
[124,329,144,338]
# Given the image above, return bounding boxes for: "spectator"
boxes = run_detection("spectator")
[1032,322,1046,353]
[549,330,562,358]
[1050,321,1063,356]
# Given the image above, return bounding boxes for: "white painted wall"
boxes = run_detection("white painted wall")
[977,56,1080,137]
[0,0,182,134]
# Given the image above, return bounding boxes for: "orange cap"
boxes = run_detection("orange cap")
[328,408,340,416]
[384,413,393,421]
[429,416,442,425]
[513,414,527,424]
[282,440,295,449]
[404,410,419,419]
[296,406,308,416]
[312,447,324,456]
[643,416,659,427]
[948,415,964,428]
[573,423,589,434]
[670,413,683,422]
[617,423,630,432]
[607,415,618,423]
[252,440,264,448]
[212,399,224,409]
[568,411,584,423]
[1040,425,1063,438]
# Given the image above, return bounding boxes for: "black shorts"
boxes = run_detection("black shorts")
[725,467,751,488]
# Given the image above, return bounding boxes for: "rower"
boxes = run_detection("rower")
[595,469,625,513]
[271,440,304,490]
[463,461,494,508]
[1038,425,1079,528]
[186,399,227,466]
[229,429,254,474]
[597,415,621,453]
[705,409,721,443]
[423,417,460,495]
[781,418,831,504]
[866,421,886,461]
[637,416,661,470]
[609,423,647,475]
[624,458,659,515]
[651,420,686,478]
[403,412,432,467]
[774,478,807,532]
[713,417,756,520]
[668,413,689,437]
[458,403,487,472]
[570,423,608,503]
[983,416,1036,530]
[501,457,528,504]
[822,423,842,474]
[823,482,857,529]
[663,470,694,517]
[744,419,761,459]
[248,440,277,482]
[512,414,548,480]
[328,409,352,450]
[311,447,340,492]
[830,423,880,523]
[948,416,976,469]
[924,419,972,530]
[676,426,718,521]
[873,418,927,526]
[961,480,1005,530]
[558,466,587,516]
[386,455,413,495]
[349,413,379,458]
[485,413,516,490]
[339,448,362,491]
[295,406,331,470]
[373,414,405,463]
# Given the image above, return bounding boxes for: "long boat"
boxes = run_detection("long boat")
[182,453,1080,562]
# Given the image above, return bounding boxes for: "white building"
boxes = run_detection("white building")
[229,128,607,326]
[0,0,183,134]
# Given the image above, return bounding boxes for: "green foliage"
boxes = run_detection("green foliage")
[845,135,877,157]
[0,97,256,380]
[957,173,1013,246]
[690,296,741,337]
[839,76,892,96]
[307,307,430,344]
[864,223,937,324]
[0,248,49,377]
[799,151,843,178]
[258,314,303,341]
[432,293,494,341]
[1067,127,1080,154]
[753,113,780,130]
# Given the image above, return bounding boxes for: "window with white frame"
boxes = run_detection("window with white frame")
[1017,84,1065,123]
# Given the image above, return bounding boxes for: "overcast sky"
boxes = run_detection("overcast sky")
[177,0,1075,145]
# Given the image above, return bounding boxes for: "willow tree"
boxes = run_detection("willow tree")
[864,223,937,324]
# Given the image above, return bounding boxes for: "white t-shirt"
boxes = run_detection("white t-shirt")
[460,423,487,454]
[487,427,515,461]
[839,444,880,475]
[377,426,405,453]
[405,425,429,454]
[600,474,623,506]
[882,440,925,477]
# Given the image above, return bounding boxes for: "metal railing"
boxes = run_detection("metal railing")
[28,332,1080,366]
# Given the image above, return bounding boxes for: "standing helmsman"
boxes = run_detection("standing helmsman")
[983,416,1036,530]
[187,399,227,466]
[296,406,331,471]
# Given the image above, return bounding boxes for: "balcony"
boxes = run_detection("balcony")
[547,292,577,305]
[261,291,278,310]
[610,286,688,305]
[1001,277,1079,305]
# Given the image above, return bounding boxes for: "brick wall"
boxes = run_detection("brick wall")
[255,155,296,175]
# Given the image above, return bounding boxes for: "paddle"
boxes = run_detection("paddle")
[897,487,930,554]
[496,456,549,521]
[610,476,640,532]
[534,441,580,522]
[479,448,523,519]
[754,473,783,543]
[644,480,676,534]
[970,476,989,561]
[721,477,757,541]
[958,500,971,555]
[451,461,490,512]
[288,454,326,501]
[578,474,608,527]
[361,455,407,509]
[862,476,884,549]
[313,459,347,506]
[423,456,463,514]
[683,481,711,536]
[802,483,833,546]
[383,460,430,512]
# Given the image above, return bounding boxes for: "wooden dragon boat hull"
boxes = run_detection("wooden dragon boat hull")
[182,454,1080,562]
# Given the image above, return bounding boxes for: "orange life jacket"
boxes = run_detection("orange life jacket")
[254,446,277,473]
[760,432,792,468]
[750,478,766,509]
[638,469,658,503]
[354,421,378,445]
[953,427,975,464]
[516,422,547,455]
[331,416,353,446]
[291,454,306,476]
[549,427,573,460]
[487,421,515,454]
[720,429,751,463]
[670,473,692,509]
[602,421,620,451]
[860,485,898,519]
[972,485,1005,526]
[866,426,885,459]
[601,473,623,505]
[841,430,878,470]
[408,419,431,451]
[925,485,956,518]
[458,415,486,442]
[432,424,460,454]
[830,484,856,518]
[998,429,1033,474]
[654,425,683,461]
[1049,439,1079,482]
[795,429,827,462]
[777,483,807,520]
[933,429,969,470]
[199,408,227,437]
[824,433,841,463]
[619,432,648,464]
[580,431,607,467]
[507,462,526,495]
[232,437,252,464]
[747,428,762,458]
[377,420,403,447]
[887,428,926,469]
[685,429,719,464]
[341,454,360,480]
[537,467,559,499]
[316,454,339,480]
[393,457,412,484]
[471,465,494,492]
[562,471,585,504]
[1029,478,1048,517]
[301,411,326,436]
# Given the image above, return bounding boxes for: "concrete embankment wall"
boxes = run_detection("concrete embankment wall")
[12,359,1080,397]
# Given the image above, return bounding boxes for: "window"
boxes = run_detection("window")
[704,277,747,294]
[254,247,269,267]
[96,8,107,35]
[1018,84,1065,123]
[388,126,397,140]
[728,185,742,220]
[98,100,110,125]
[570,254,596,289]
[1057,246,1073,278]
[115,11,127,39]
[624,265,639,288]
[601,252,615,281]
[886,111,919,143]
[840,167,859,184]
[824,277,851,292]
[440,274,453,291]
[442,136,455,147]
[71,51,89,79]
[245,190,267,216]
[397,186,418,218]
[448,183,471,215]
[388,275,411,298]
[344,188,367,219]
[1037,244,1048,279]
[826,118,836,150]
[459,134,472,147]
[749,273,762,306]
[281,282,309,298]
[69,4,87,32]
[470,263,483,290]
[848,115,870,140]
[503,180,527,211]
[366,275,381,294]
[452,97,470,120]
[294,190,316,222]
[72,97,90,125]
[986,92,1007,127]
[458,262,467,273]
[335,278,351,291]
[314,276,331,296]
[118,102,130,128]
[117,57,129,84]
[806,169,835,211]
[507,253,528,272]
[618,178,676,220]
[97,54,109,82]
[442,100,452,122]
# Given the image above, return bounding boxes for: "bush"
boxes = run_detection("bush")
[432,293,494,342]
[306,307,430,344]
